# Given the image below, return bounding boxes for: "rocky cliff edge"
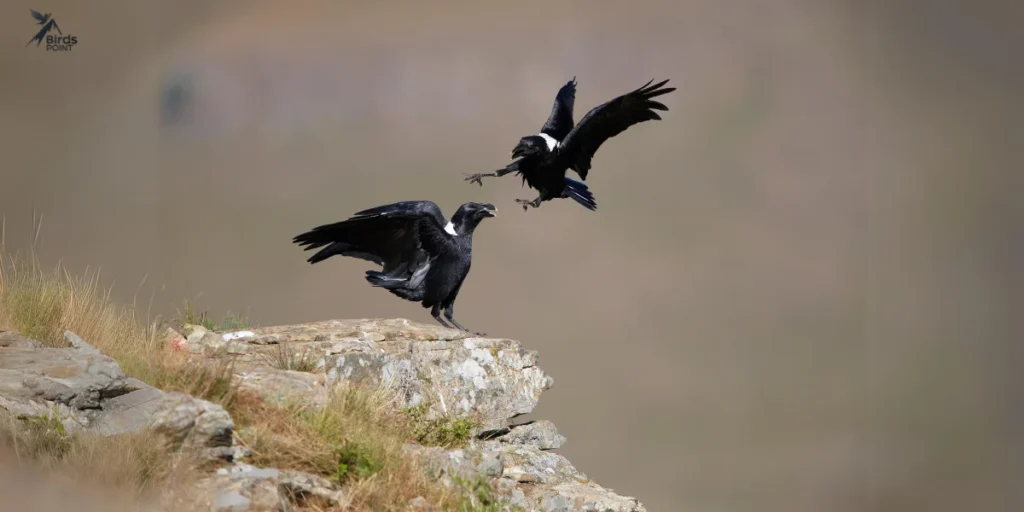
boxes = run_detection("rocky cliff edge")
[0,319,646,512]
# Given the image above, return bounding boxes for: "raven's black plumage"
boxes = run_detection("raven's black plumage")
[292,200,496,333]
[466,78,675,211]
[540,76,577,142]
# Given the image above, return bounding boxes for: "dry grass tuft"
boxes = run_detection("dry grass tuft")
[178,299,252,333]
[0,410,199,504]
[233,383,473,510]
[258,342,322,372]
[406,404,479,448]
[0,254,238,407]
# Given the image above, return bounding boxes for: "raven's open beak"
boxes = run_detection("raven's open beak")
[511,142,528,160]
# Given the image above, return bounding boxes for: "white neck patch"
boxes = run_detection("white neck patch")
[444,221,459,236]
[538,133,560,151]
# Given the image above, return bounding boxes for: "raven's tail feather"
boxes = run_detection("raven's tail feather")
[564,178,597,211]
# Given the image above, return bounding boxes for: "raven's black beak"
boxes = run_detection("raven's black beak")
[482,204,497,217]
[511,142,528,160]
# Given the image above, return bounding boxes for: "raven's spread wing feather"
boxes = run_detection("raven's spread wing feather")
[560,79,675,180]
[540,77,577,141]
[292,201,452,279]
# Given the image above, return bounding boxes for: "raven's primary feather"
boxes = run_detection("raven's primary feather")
[561,78,675,180]
[540,77,577,142]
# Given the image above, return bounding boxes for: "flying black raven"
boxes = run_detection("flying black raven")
[292,200,496,334]
[466,77,675,211]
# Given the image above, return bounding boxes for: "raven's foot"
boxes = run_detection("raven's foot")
[464,173,492,187]
[515,198,540,211]
[446,317,485,337]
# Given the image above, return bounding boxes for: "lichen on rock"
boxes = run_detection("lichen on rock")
[208,319,554,432]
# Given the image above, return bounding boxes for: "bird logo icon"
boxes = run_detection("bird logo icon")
[26,10,62,47]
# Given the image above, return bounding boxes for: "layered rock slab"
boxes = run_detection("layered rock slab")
[408,421,647,512]
[202,318,553,431]
[198,463,347,512]
[0,330,234,458]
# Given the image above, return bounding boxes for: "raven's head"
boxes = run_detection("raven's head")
[511,135,548,160]
[450,202,497,235]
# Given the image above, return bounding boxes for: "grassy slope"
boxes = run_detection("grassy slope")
[0,253,506,511]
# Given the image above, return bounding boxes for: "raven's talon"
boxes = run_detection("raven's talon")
[465,174,485,187]
[514,199,533,211]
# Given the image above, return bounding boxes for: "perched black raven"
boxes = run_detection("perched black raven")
[292,201,496,334]
[466,77,675,211]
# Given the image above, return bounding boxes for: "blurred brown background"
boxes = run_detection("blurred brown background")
[2,0,1021,510]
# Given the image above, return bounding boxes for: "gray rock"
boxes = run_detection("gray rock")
[148,392,234,451]
[494,446,586,484]
[483,420,566,450]
[180,323,207,339]
[210,319,553,431]
[407,438,646,512]
[181,325,245,355]
[408,495,430,510]
[235,367,328,407]
[495,444,647,512]
[509,489,528,509]
[404,443,504,481]
[198,332,228,354]
[0,333,130,413]
[212,490,254,511]
[0,330,236,461]
[538,482,647,512]
[541,494,573,512]
[90,385,170,434]
[0,330,43,349]
[277,470,347,506]
[0,394,89,431]
[64,331,103,355]
[201,463,346,511]
[163,327,200,354]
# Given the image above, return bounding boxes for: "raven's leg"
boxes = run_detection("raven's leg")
[431,305,454,329]
[514,196,543,211]
[445,304,485,336]
[465,167,514,187]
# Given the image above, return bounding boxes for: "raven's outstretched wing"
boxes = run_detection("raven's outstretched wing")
[31,10,47,23]
[292,200,452,279]
[540,77,577,141]
[560,79,675,180]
